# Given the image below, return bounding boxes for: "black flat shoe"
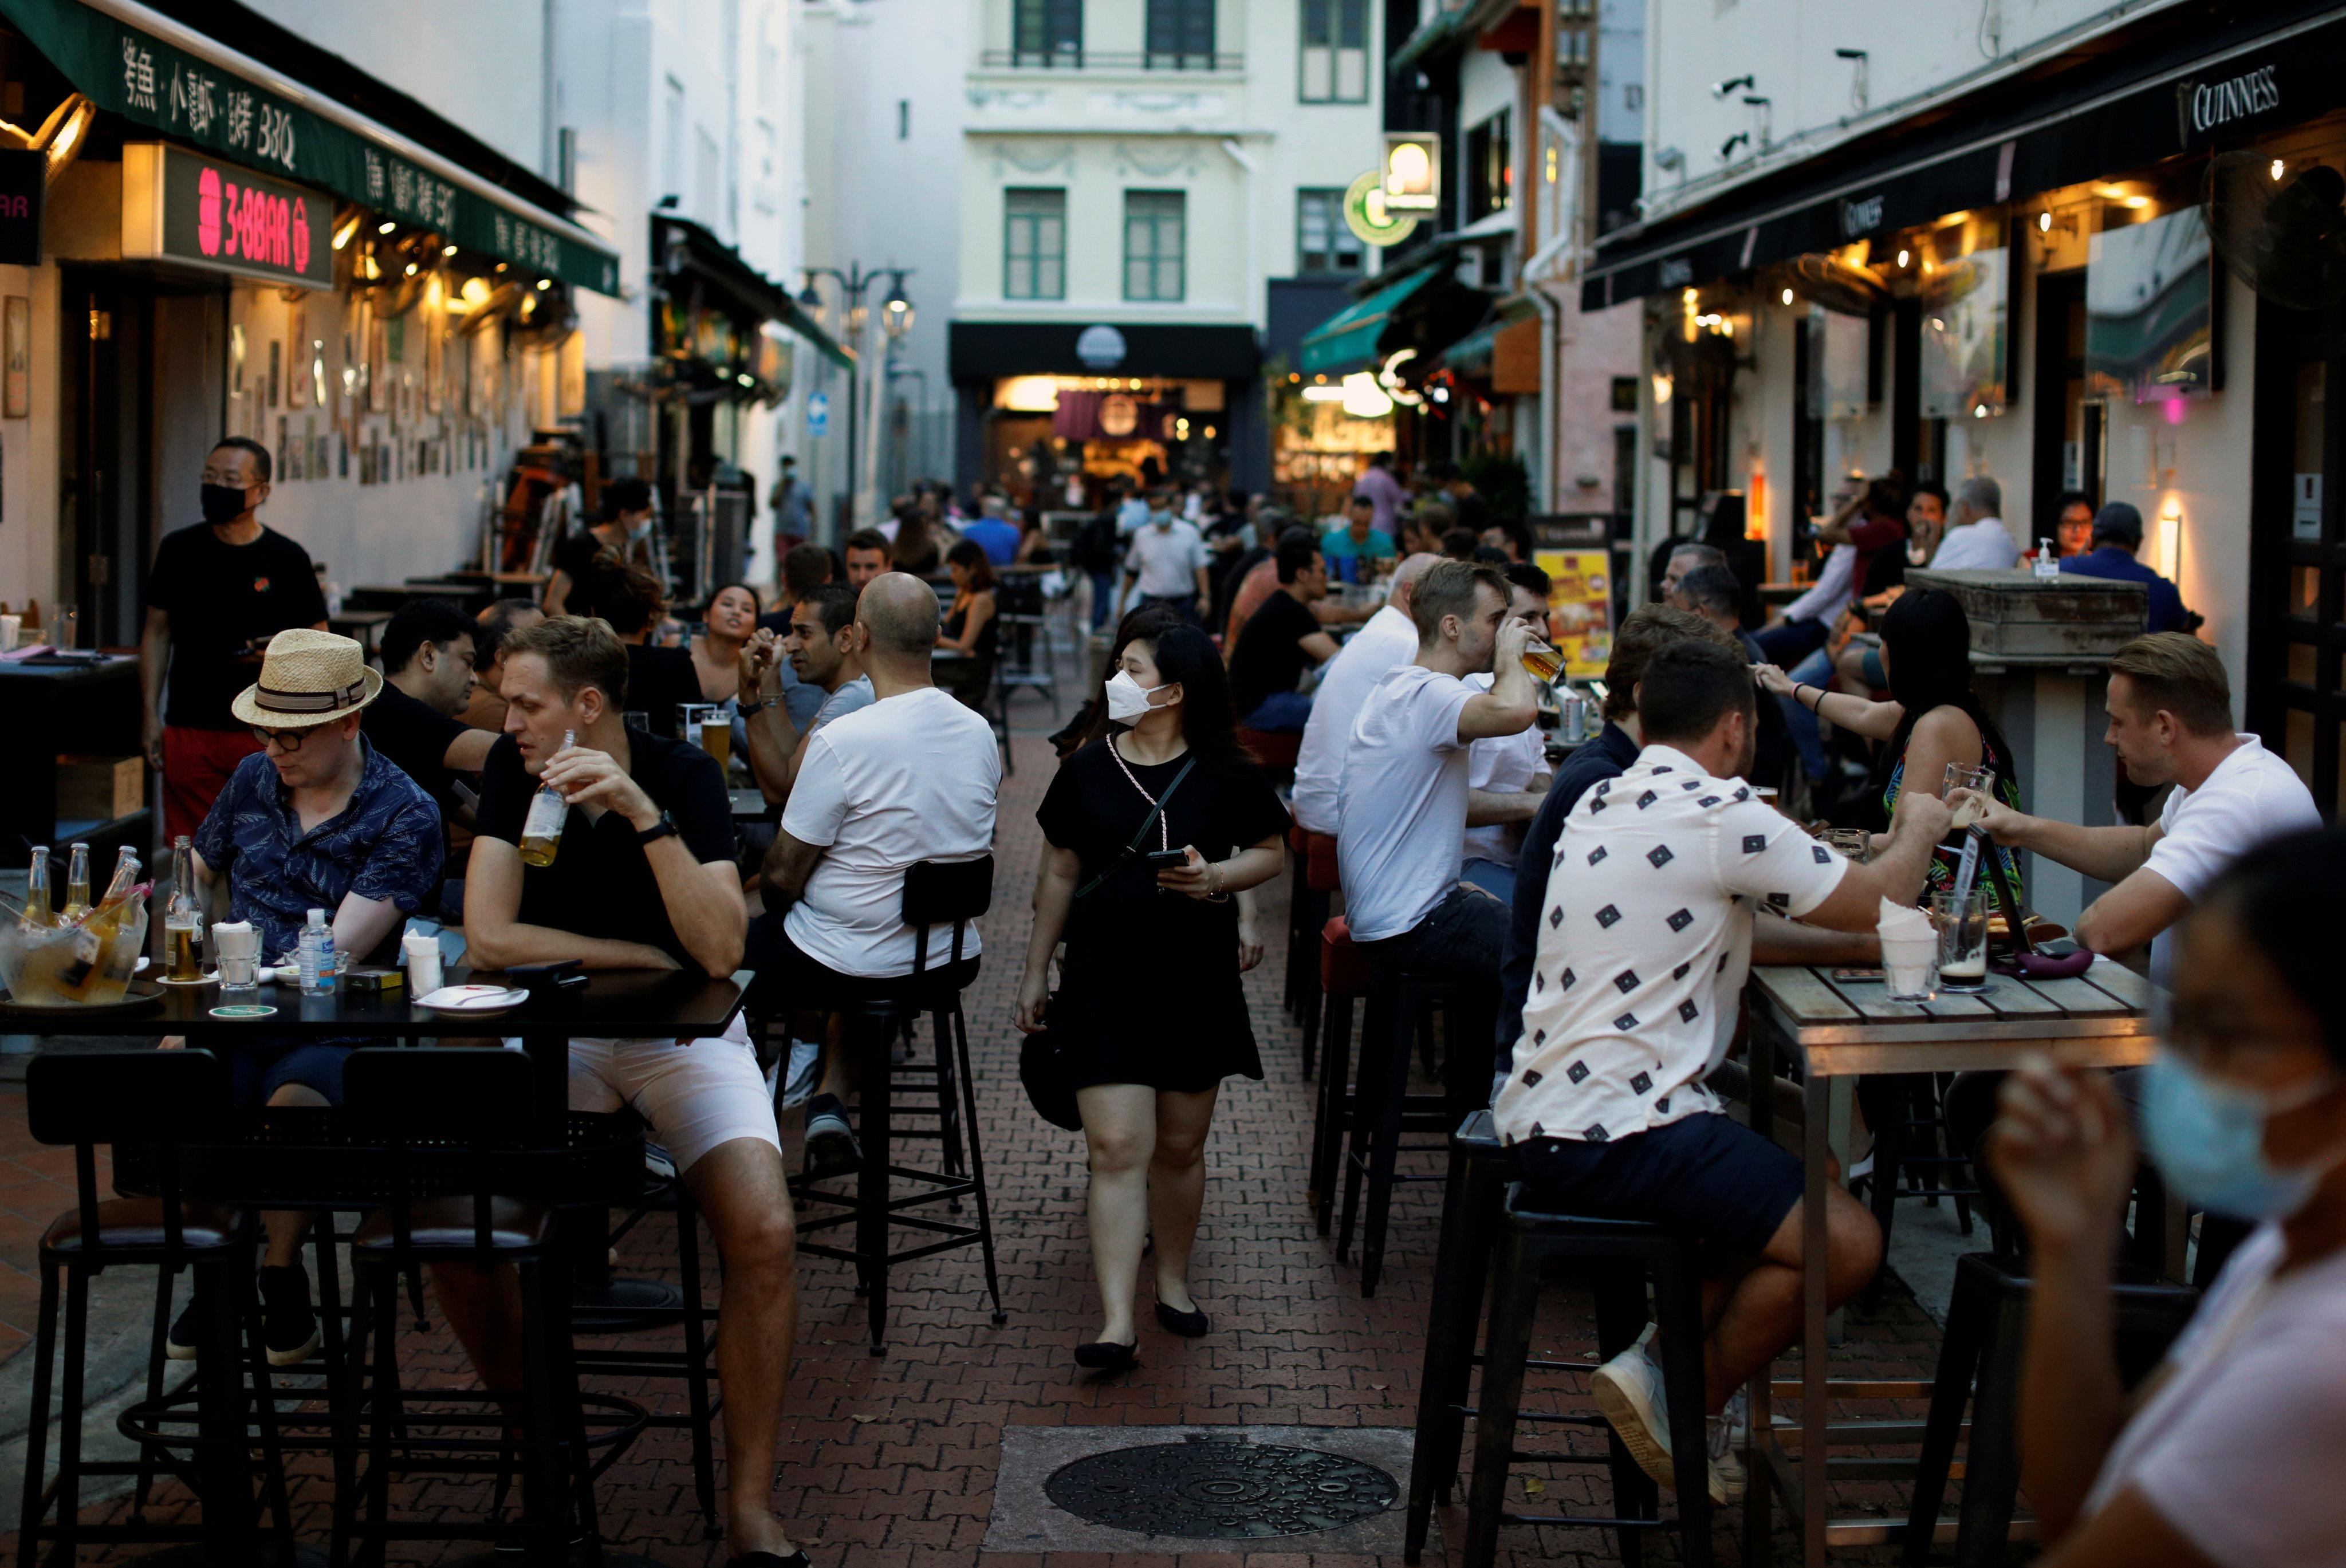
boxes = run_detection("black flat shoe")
[1073,1338,1139,1372]
[1155,1301,1211,1338]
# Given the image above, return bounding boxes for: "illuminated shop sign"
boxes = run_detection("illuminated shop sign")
[121,144,332,289]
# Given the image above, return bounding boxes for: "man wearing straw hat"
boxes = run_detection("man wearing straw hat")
[166,627,444,1365]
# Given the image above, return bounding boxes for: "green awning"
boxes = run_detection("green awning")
[1389,4,1475,76]
[1298,269,1440,377]
[1438,297,1540,375]
[655,215,852,370]
[3,0,621,294]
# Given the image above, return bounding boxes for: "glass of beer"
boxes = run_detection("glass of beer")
[1943,762,1994,829]
[1931,888,1991,994]
[702,714,733,771]
[1520,640,1564,683]
[164,912,204,982]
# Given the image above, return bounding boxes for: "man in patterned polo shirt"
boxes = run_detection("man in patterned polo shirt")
[1495,640,1950,1503]
[169,628,443,1366]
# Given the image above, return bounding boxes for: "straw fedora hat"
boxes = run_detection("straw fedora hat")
[229,628,384,728]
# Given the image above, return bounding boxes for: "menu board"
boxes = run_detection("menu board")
[1535,548,1614,680]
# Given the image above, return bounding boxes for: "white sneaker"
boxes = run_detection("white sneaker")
[1707,1391,1747,1504]
[1591,1330,1739,1506]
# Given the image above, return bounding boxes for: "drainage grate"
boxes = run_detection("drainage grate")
[1044,1437,1399,1539]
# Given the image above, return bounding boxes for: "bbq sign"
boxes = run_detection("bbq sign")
[120,144,331,289]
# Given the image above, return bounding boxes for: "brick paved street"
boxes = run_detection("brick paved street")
[0,718,1949,1566]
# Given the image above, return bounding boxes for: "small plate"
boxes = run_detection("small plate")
[416,984,530,1016]
[157,972,218,987]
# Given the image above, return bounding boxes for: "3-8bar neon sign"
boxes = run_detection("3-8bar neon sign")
[120,143,330,289]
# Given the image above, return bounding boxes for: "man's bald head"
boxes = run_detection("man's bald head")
[856,572,940,658]
[1388,552,1442,618]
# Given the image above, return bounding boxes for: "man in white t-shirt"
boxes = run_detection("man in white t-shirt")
[1292,553,1439,835]
[752,573,1002,1172]
[1928,475,2020,570]
[1499,638,1953,1503]
[1461,565,1557,900]
[1960,633,2320,987]
[1337,560,1541,1100]
[1122,510,1211,624]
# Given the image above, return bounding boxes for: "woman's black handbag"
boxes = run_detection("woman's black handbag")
[1019,1010,1084,1132]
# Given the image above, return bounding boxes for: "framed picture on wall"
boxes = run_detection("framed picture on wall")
[3,296,27,417]
[286,306,306,407]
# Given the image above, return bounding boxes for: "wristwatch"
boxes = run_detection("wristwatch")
[636,810,679,847]
[738,695,771,716]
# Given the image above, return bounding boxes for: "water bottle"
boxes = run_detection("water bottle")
[298,907,336,995]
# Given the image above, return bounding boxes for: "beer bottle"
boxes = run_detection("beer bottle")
[519,728,575,868]
[60,842,91,923]
[59,852,141,999]
[165,836,203,981]
[21,844,50,928]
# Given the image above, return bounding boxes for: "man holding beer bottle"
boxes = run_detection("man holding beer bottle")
[452,613,811,1565]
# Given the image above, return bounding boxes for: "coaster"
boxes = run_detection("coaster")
[210,1004,278,1018]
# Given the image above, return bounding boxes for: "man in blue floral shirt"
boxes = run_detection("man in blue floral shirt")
[171,628,440,1365]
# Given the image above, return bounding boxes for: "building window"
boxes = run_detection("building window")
[1296,188,1364,274]
[1013,0,1082,65]
[1124,190,1186,302]
[1005,188,1066,301]
[1300,0,1368,103]
[1146,0,1215,67]
[1467,108,1513,224]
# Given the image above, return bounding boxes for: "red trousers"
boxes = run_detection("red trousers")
[162,726,262,842]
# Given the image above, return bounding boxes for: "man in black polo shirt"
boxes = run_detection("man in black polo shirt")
[361,597,498,822]
[442,614,808,1563]
[140,436,329,841]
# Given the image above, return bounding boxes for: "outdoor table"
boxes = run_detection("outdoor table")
[1739,958,2159,1564]
[13,965,749,1565]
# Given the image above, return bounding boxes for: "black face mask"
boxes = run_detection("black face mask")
[200,482,250,524]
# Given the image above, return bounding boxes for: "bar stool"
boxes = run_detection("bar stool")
[18,1050,291,1565]
[1336,949,1471,1297]
[1405,1110,1518,1561]
[1308,914,1374,1231]
[1463,1183,1715,1568]
[1902,1249,2197,1566]
[340,1047,648,1564]
[1282,827,1339,1075]
[791,858,1007,1353]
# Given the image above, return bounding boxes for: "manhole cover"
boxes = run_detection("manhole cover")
[1044,1439,1398,1539]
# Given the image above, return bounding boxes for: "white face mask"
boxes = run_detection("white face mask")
[1104,669,1170,724]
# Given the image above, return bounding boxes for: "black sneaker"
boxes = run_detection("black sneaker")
[165,1283,208,1361]
[258,1265,320,1366]
[804,1094,861,1178]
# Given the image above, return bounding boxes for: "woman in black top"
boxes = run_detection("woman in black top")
[935,539,999,710]
[545,476,656,615]
[1015,625,1289,1370]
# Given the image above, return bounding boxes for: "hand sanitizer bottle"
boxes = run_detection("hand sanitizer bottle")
[298,908,336,995]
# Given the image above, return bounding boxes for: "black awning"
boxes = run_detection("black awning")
[654,214,849,368]
[948,321,1259,381]
[1582,0,2346,311]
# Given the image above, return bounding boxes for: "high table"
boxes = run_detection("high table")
[11,966,750,1565]
[1741,959,2159,1566]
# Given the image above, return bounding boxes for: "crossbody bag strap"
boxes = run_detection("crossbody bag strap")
[1074,755,1199,900]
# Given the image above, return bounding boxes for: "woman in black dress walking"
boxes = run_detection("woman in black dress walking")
[1014,624,1290,1370]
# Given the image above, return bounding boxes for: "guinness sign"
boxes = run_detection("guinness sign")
[2178,64,2280,144]
[1840,194,1886,238]
[1657,257,1692,289]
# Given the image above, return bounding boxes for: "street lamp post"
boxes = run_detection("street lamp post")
[797,265,914,534]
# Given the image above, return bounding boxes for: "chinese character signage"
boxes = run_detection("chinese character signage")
[1,0,619,295]
[121,144,332,289]
[0,148,42,266]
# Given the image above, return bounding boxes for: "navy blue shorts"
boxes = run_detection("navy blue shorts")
[230,1041,353,1107]
[1514,1111,1803,1258]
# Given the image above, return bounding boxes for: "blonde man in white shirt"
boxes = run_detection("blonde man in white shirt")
[1954,633,2320,986]
[1500,639,1951,1502]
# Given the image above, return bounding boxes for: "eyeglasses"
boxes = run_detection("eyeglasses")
[250,725,316,751]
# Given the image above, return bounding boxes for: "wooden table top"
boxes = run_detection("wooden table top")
[1749,958,2158,1075]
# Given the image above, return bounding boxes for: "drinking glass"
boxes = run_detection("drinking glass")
[1520,641,1563,683]
[0,613,19,652]
[1943,762,1993,830]
[678,703,714,746]
[1931,888,1991,994]
[52,602,76,652]
[1881,934,1939,1002]
[214,921,259,995]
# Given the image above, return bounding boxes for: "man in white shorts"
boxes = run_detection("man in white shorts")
[451,614,807,1564]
